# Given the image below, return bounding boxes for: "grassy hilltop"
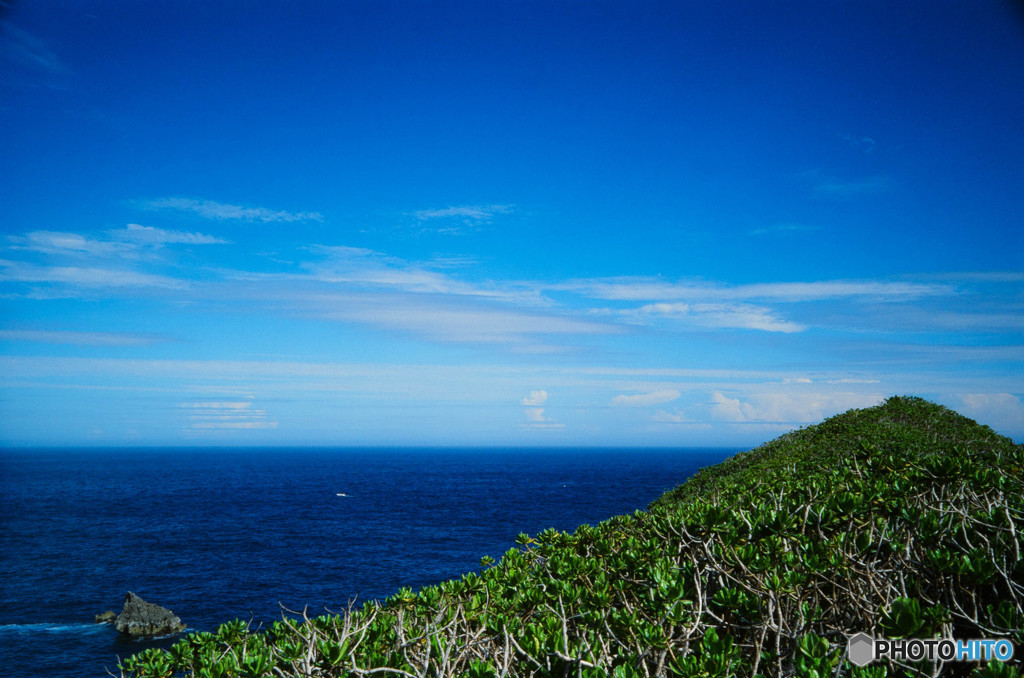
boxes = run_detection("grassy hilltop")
[119,397,1023,678]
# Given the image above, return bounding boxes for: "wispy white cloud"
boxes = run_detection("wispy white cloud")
[289,290,612,345]
[414,204,514,223]
[9,231,133,258]
[142,197,323,223]
[292,245,548,308]
[183,398,278,431]
[117,224,229,246]
[230,246,606,346]
[9,226,228,256]
[563,276,961,335]
[1,226,224,296]
[734,280,950,302]
[3,225,602,344]
[651,409,690,423]
[189,422,279,430]
[304,245,473,295]
[826,378,881,385]
[611,389,681,407]
[0,259,183,290]
[0,329,166,346]
[569,277,950,303]
[186,401,254,410]
[631,301,806,333]
[410,204,515,234]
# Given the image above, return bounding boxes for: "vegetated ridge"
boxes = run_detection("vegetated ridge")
[117,396,1023,678]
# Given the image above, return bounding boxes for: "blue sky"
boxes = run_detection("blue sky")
[1,1,1022,447]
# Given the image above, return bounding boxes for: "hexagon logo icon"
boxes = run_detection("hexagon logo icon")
[848,633,874,667]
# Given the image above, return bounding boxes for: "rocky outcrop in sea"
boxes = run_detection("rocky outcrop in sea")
[111,592,185,637]
[94,610,117,624]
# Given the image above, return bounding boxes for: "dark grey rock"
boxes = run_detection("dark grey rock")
[114,592,185,637]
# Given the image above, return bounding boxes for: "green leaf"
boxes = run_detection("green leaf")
[880,597,924,638]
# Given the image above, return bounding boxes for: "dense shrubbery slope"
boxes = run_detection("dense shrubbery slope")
[118,397,1023,678]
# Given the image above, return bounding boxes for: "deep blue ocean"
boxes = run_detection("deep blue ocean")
[0,447,736,677]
